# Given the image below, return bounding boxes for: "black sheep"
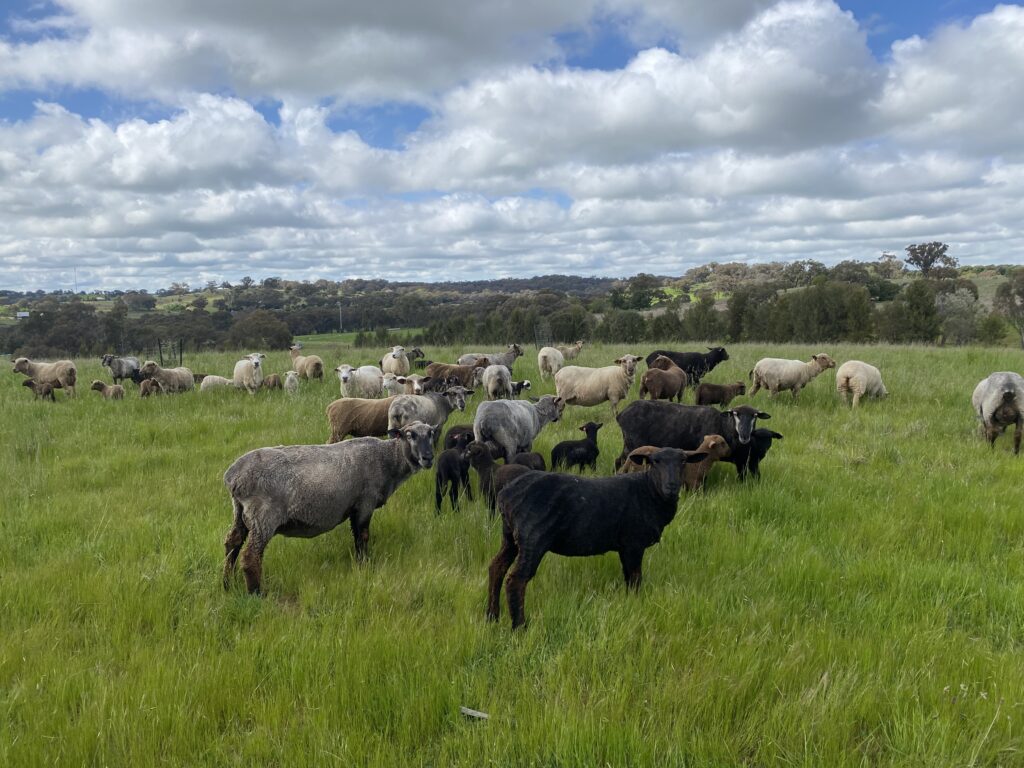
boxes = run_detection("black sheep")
[467,441,500,515]
[487,446,708,628]
[493,463,534,498]
[644,347,728,387]
[443,424,475,451]
[511,452,546,471]
[744,428,783,479]
[434,432,475,513]
[550,421,602,472]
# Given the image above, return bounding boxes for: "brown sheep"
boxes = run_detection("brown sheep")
[326,396,398,443]
[289,345,325,382]
[639,355,688,402]
[12,357,77,397]
[90,380,125,400]
[139,379,165,397]
[619,435,729,491]
[262,373,283,390]
[695,381,746,407]
[21,378,56,401]
[424,360,489,389]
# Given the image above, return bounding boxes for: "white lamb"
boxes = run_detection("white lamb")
[554,355,642,417]
[200,375,234,392]
[233,353,266,395]
[749,354,836,400]
[537,347,564,380]
[836,360,887,407]
[335,364,385,398]
[284,370,300,395]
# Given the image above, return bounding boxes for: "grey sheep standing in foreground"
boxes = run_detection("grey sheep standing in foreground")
[474,395,565,461]
[971,371,1024,454]
[222,421,438,594]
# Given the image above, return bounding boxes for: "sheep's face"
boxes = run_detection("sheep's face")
[13,357,29,374]
[812,353,836,370]
[734,382,747,395]
[391,346,406,359]
[508,343,523,358]
[445,386,470,412]
[336,365,354,383]
[699,435,731,459]
[140,361,159,377]
[639,448,708,498]
[580,421,603,438]
[466,442,494,468]
[707,346,729,363]
[91,380,105,392]
[101,354,113,367]
[751,429,783,457]
[729,405,769,445]
[615,355,642,376]
[398,421,436,469]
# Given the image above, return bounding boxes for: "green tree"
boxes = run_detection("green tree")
[904,242,958,279]
[994,268,1024,349]
[227,310,292,349]
[681,293,724,340]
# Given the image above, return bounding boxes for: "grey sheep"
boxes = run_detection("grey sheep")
[101,354,141,385]
[971,371,1024,454]
[473,395,566,461]
[458,343,523,370]
[387,387,471,442]
[482,364,513,400]
[223,420,439,594]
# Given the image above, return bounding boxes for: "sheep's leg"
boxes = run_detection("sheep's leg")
[851,390,861,408]
[487,525,518,622]
[240,528,271,595]
[749,378,761,397]
[463,467,474,501]
[1015,419,1022,455]
[449,478,460,513]
[619,549,644,590]
[434,476,445,515]
[222,499,248,589]
[350,507,374,561]
[986,424,1000,448]
[505,549,542,629]
[790,386,801,400]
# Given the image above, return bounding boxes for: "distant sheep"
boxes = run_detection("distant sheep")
[550,421,602,472]
[387,388,471,441]
[284,371,300,395]
[972,372,1024,454]
[200,375,234,392]
[639,355,688,403]
[289,345,324,382]
[473,395,565,462]
[140,361,194,393]
[380,346,411,376]
[139,379,164,397]
[458,344,523,370]
[695,381,746,407]
[21,378,55,401]
[558,340,585,360]
[262,373,283,390]
[90,380,124,400]
[434,431,475,513]
[12,357,77,397]
[749,354,836,400]
[483,364,513,401]
[836,361,887,407]
[425,361,488,389]
[336,364,385,398]
[645,347,729,388]
[537,347,564,380]
[326,396,398,443]
[555,355,642,417]
[233,353,266,395]
[101,354,140,385]
[510,380,532,398]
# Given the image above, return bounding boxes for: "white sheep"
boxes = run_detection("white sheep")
[558,340,585,360]
[972,372,1024,454]
[12,357,77,397]
[233,353,266,395]
[289,345,324,382]
[749,354,836,400]
[335,364,385,398]
[836,360,887,407]
[284,370,300,395]
[482,364,513,400]
[381,346,411,376]
[200,375,234,392]
[537,347,565,380]
[554,355,642,417]
[140,361,194,393]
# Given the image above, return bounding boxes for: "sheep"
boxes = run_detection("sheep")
[617,436,732,491]
[494,463,534,499]
[554,355,642,417]
[380,346,411,376]
[639,355,688,403]
[223,420,438,594]
[336,364,385,398]
[444,424,476,450]
[695,381,747,407]
[233,353,266,395]
[387,388,471,442]
[537,347,564,380]
[21,378,55,401]
[617,445,659,474]
[467,441,501,515]
[90,380,124,400]
[487,446,708,629]
[550,421,603,472]
[289,345,324,382]
[836,360,887,407]
[458,344,523,370]
[408,347,426,363]
[434,431,475,513]
[12,357,77,397]
[192,373,209,384]
[483,364,513,400]
[382,372,404,397]
[744,428,784,478]
[200,375,234,392]
[971,372,1024,454]
[139,361,194,393]
[139,378,164,397]
[262,373,283,390]
[749,354,836,400]
[100,354,140,385]
[511,452,546,471]
[284,371,300,395]
[645,347,729,388]
[510,380,532,398]
[558,340,585,360]
[326,396,398,443]
[384,373,427,396]
[473,395,566,462]
[424,361,488,389]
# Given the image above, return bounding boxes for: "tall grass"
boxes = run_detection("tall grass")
[2,342,1023,766]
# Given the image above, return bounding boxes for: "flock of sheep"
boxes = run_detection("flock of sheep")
[11,339,1024,629]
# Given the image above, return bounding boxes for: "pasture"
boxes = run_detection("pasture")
[2,342,1024,766]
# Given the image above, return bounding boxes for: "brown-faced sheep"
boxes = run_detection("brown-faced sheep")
[21,378,56,401]
[639,355,688,403]
[558,340,585,360]
[555,355,642,417]
[289,345,324,382]
[262,373,283,390]
[425,361,488,389]
[326,396,398,443]
[12,357,77,397]
[90,380,124,400]
[139,361,194,393]
[695,381,747,407]
[139,378,164,397]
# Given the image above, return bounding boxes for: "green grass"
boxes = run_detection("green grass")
[3,343,1024,766]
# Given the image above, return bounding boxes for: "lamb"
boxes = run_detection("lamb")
[550,421,603,472]
[836,360,887,407]
[90,380,124,400]
[326,396,398,443]
[444,424,476,450]
[467,441,500,515]
[284,371,300,395]
[21,378,55,401]
[200,375,234,392]
[382,372,404,397]
[383,373,426,396]
[537,347,565,380]
[434,431,475,513]
[483,364,513,400]
[262,373,283,390]
[233,353,266,395]
[408,347,426,363]
[511,452,546,471]
[971,372,1024,454]
[558,340,585,360]
[554,355,642,417]
[192,373,209,384]
[617,435,731,491]
[473,395,566,462]
[100,354,140,385]
[749,354,836,400]
[139,361,194,393]
[510,380,532,398]
[644,347,729,388]
[424,361,488,389]
[336,364,385,398]
[223,420,438,593]
[458,344,523,371]
[387,387,471,441]
[12,357,77,397]
[289,345,324,382]
[639,355,688,403]
[493,464,534,499]
[380,346,411,376]
[744,428,783,478]
[487,446,708,629]
[695,381,747,407]
[139,378,164,397]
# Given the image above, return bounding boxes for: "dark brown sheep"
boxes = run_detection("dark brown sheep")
[639,355,688,402]
[695,381,746,407]
[424,360,489,389]
[22,378,56,401]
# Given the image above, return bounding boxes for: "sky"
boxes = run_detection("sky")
[0,0,1021,292]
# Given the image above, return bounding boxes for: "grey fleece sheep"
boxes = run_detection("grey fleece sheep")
[458,344,523,370]
[473,395,566,461]
[971,372,1024,454]
[101,354,141,385]
[223,420,439,594]
[387,387,471,441]
[483,364,513,400]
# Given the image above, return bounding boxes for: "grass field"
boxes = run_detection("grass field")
[3,342,1024,766]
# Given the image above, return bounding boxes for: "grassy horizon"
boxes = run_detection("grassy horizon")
[3,342,1024,766]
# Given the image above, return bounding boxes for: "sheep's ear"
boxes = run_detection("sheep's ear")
[396,377,408,383]
[464,389,474,396]
[387,429,401,439]
[756,412,771,419]
[579,425,587,433]
[614,357,623,364]
[633,452,653,465]
[768,431,783,439]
